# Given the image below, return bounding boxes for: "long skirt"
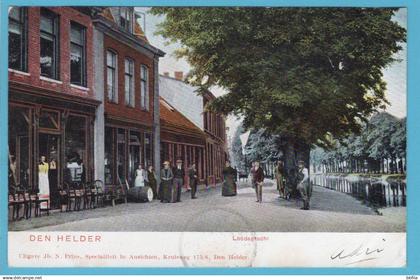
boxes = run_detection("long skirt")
[222,176,237,196]
[38,173,50,209]
[135,175,145,187]
[160,180,173,202]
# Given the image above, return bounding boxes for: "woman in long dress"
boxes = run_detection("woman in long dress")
[147,165,158,199]
[222,161,237,196]
[134,164,146,187]
[160,161,173,203]
[38,155,50,210]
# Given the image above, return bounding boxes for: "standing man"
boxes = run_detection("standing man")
[173,159,185,203]
[297,160,312,210]
[189,163,198,199]
[254,161,265,203]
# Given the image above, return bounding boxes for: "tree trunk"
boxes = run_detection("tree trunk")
[282,138,310,198]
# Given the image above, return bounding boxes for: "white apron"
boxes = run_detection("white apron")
[38,164,50,209]
[134,169,145,187]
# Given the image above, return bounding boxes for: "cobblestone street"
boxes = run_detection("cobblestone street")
[9,180,406,232]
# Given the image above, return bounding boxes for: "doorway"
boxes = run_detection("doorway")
[38,133,60,209]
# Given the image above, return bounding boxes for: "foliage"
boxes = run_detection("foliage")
[243,129,284,163]
[311,112,406,166]
[151,7,406,148]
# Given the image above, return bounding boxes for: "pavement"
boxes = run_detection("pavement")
[8,180,406,232]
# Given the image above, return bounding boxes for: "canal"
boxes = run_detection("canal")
[311,174,406,209]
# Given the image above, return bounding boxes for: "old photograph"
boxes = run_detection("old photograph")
[6,6,407,267]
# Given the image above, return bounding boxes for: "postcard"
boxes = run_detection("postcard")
[2,2,416,273]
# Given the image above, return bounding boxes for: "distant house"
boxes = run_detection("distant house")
[159,73,228,186]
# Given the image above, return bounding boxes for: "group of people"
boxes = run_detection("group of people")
[134,159,199,203]
[221,159,311,209]
[274,160,312,210]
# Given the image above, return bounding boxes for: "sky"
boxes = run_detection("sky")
[136,7,407,143]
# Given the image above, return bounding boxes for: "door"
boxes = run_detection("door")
[38,133,60,208]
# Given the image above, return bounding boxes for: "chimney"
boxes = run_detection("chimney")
[163,72,170,77]
[174,71,184,81]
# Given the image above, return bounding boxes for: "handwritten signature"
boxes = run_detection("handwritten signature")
[330,238,386,265]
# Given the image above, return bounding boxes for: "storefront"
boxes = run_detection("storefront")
[8,86,99,208]
[104,119,153,187]
[160,141,205,182]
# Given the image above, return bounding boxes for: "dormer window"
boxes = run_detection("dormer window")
[119,7,133,33]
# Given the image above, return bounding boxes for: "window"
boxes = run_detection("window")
[65,115,87,183]
[124,58,134,107]
[40,9,59,79]
[70,22,86,86]
[119,7,133,33]
[104,126,114,184]
[8,7,27,71]
[144,132,152,167]
[140,65,149,110]
[106,50,118,103]
[117,128,126,181]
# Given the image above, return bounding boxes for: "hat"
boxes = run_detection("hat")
[163,160,170,165]
[176,159,183,163]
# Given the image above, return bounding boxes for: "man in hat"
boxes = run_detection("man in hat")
[297,160,311,210]
[160,160,174,203]
[173,159,185,202]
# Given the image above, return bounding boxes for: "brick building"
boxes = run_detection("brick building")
[8,7,101,207]
[92,8,164,187]
[159,73,227,186]
[203,90,228,185]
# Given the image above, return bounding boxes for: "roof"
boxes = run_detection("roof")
[159,75,204,130]
[99,8,150,44]
[159,97,206,139]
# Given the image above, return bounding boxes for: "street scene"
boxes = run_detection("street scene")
[7,7,406,233]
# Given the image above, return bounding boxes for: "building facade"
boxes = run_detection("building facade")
[203,91,228,185]
[92,8,164,187]
[159,97,207,185]
[159,73,227,186]
[8,7,101,207]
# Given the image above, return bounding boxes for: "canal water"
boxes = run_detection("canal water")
[311,174,406,209]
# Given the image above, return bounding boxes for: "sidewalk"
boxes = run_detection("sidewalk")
[8,179,406,232]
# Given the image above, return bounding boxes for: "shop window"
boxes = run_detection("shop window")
[64,115,86,183]
[140,65,149,110]
[70,22,86,86]
[40,9,59,80]
[8,7,27,72]
[104,126,114,184]
[124,58,134,107]
[117,128,126,182]
[144,132,152,167]
[106,50,118,103]
[8,106,31,187]
[129,131,141,185]
[39,110,59,130]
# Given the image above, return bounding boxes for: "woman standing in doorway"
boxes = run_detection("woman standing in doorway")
[134,164,146,187]
[38,155,50,210]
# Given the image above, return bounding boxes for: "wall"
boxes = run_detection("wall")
[103,34,155,126]
[9,7,95,100]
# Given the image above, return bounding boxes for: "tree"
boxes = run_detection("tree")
[311,112,406,174]
[151,7,406,192]
[231,123,245,170]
